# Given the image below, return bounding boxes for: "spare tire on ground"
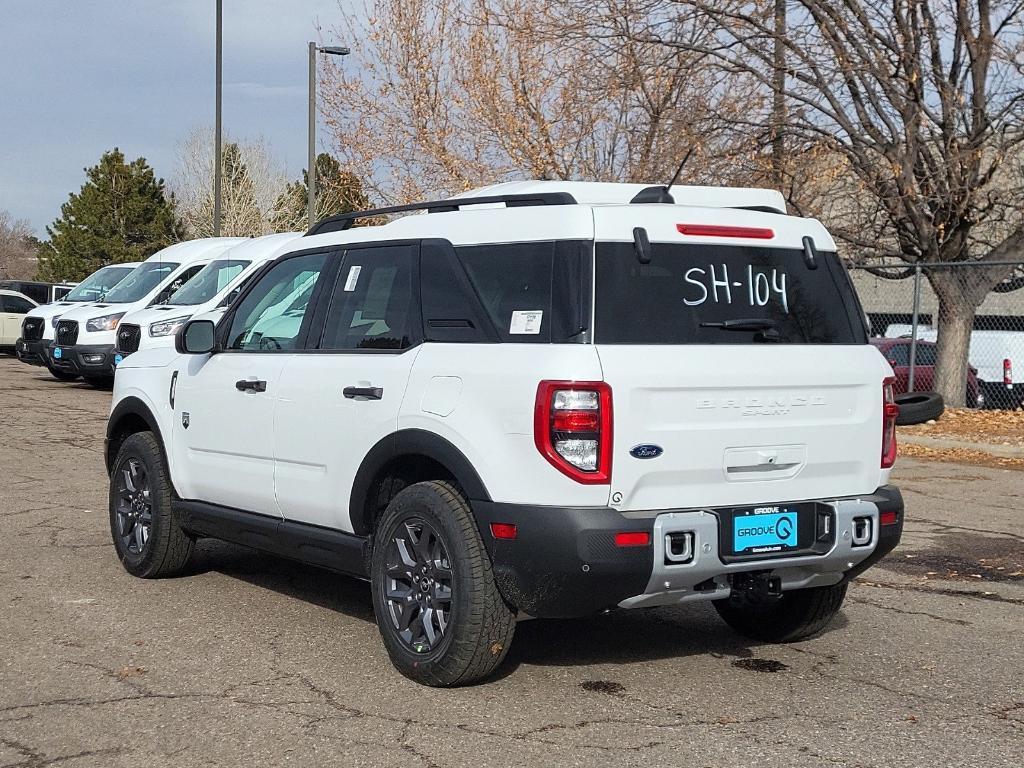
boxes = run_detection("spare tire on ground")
[895,391,944,425]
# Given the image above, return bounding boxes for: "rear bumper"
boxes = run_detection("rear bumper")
[50,343,117,376]
[15,338,47,366]
[473,485,903,618]
[980,381,1023,410]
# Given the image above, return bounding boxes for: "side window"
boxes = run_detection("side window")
[154,265,204,305]
[2,295,34,314]
[320,245,416,350]
[888,344,910,366]
[420,242,491,343]
[455,240,589,343]
[226,252,329,351]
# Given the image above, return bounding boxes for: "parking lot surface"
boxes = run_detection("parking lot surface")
[1,357,1021,767]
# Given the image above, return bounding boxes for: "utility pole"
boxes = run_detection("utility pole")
[771,0,787,191]
[214,0,223,236]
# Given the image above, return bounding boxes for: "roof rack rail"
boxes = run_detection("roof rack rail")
[304,192,577,236]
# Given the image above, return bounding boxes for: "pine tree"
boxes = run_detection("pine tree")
[36,148,181,281]
[271,153,369,232]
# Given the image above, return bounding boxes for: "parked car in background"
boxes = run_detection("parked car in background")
[884,324,1023,409]
[112,233,301,366]
[0,280,77,305]
[47,238,245,384]
[15,263,140,381]
[0,290,38,351]
[870,338,981,407]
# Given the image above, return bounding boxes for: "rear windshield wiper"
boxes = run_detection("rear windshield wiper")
[699,318,778,331]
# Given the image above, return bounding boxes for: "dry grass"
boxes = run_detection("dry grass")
[898,407,1024,470]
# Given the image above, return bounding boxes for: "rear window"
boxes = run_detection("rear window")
[455,241,590,343]
[595,242,866,344]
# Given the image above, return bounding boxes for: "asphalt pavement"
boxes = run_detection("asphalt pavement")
[1,357,1021,767]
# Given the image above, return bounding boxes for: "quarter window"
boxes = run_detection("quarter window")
[226,252,328,351]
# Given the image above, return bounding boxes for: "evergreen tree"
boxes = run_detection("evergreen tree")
[37,148,181,281]
[271,153,369,232]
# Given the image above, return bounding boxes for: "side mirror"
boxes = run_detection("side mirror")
[176,319,216,355]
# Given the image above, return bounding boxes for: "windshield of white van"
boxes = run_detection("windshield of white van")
[103,262,180,303]
[63,265,136,302]
[167,259,249,306]
[594,243,866,344]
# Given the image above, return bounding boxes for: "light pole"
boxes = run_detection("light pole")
[214,0,223,236]
[308,43,350,230]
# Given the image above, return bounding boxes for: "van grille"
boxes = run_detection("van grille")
[116,324,142,355]
[55,320,79,346]
[21,317,44,341]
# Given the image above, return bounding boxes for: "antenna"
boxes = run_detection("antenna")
[665,148,694,198]
[629,148,695,205]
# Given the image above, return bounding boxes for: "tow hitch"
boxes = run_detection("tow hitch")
[730,571,783,599]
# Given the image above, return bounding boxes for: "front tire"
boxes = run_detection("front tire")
[370,481,516,687]
[109,432,194,578]
[713,582,848,643]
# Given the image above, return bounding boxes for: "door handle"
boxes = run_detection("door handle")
[235,379,267,393]
[343,386,383,400]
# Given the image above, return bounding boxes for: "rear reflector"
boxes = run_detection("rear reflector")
[879,511,898,526]
[614,531,651,547]
[490,523,518,540]
[676,223,775,239]
[1004,358,1013,386]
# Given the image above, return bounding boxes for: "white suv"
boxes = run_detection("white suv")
[49,238,244,383]
[15,263,139,381]
[112,233,301,366]
[106,181,904,686]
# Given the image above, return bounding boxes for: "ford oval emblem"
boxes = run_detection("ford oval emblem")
[630,444,663,460]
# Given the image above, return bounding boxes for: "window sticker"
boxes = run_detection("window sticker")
[343,265,362,292]
[510,310,543,335]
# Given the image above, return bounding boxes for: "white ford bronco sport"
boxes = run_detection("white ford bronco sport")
[106,181,904,686]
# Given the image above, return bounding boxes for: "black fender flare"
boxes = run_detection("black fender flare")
[105,396,168,474]
[349,429,491,536]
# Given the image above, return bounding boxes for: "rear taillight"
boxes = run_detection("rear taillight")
[534,381,613,484]
[1004,358,1013,386]
[882,377,899,469]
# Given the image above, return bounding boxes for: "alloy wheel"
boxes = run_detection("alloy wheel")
[382,518,454,653]
[115,458,153,556]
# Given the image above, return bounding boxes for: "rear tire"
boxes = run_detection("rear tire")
[109,432,194,578]
[713,582,848,643]
[370,481,516,687]
[47,366,79,382]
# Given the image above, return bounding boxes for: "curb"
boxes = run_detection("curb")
[899,433,1024,459]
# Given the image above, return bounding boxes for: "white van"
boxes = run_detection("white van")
[113,233,301,364]
[48,238,244,383]
[15,263,140,381]
[885,323,1024,408]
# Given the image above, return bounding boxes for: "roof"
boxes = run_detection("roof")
[219,232,303,262]
[144,237,248,266]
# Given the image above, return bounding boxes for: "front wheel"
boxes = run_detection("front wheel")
[713,582,848,643]
[370,481,516,687]
[109,432,194,578]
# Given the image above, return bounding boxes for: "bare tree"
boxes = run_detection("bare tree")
[319,0,758,203]
[0,210,37,280]
[171,126,289,238]
[624,0,1024,405]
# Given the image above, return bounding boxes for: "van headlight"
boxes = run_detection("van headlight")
[149,316,191,337]
[86,313,126,332]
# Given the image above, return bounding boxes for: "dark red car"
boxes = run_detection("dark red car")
[871,338,981,407]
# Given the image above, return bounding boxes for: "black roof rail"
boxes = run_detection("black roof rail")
[305,192,578,236]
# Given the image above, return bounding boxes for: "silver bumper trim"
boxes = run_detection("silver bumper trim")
[618,498,880,609]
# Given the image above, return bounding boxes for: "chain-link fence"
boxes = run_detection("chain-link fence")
[848,261,1024,409]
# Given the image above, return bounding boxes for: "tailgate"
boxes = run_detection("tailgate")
[597,345,889,511]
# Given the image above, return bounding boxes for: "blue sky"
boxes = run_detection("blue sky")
[1,0,351,236]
